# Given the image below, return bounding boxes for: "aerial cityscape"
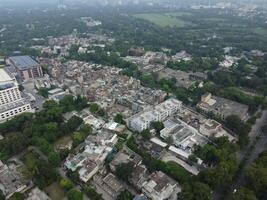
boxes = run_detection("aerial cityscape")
[0,0,267,200]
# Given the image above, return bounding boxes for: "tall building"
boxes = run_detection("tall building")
[0,69,33,123]
[8,56,43,81]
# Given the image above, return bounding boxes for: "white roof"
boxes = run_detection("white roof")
[0,69,13,83]
[150,137,168,148]
[169,146,190,159]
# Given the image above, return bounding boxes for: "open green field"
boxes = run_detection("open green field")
[134,13,189,28]
[165,12,192,17]
[253,27,267,36]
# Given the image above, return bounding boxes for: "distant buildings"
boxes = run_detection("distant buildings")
[197,93,249,120]
[171,50,192,62]
[8,56,43,81]
[127,98,182,132]
[0,69,33,123]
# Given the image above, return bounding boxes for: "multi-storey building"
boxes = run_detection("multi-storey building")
[0,69,33,122]
[8,56,43,81]
[127,98,182,132]
[142,171,180,200]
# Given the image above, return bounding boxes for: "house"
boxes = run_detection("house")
[79,159,99,183]
[109,149,142,172]
[101,173,124,198]
[0,161,28,199]
[129,164,148,191]
[141,171,180,200]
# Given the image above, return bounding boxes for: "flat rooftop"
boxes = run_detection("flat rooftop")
[9,56,39,70]
[0,69,13,83]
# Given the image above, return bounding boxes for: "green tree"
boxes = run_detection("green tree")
[90,103,100,113]
[177,182,212,200]
[151,121,164,134]
[115,163,134,182]
[48,151,61,166]
[72,132,83,147]
[141,129,151,140]
[67,189,83,200]
[116,190,133,200]
[79,124,92,136]
[84,186,102,200]
[114,114,126,125]
[231,187,257,200]
[67,116,83,131]
[9,192,24,200]
[0,190,4,200]
[245,165,267,195]
[59,178,74,191]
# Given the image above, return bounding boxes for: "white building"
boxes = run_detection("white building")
[0,69,33,122]
[127,98,182,132]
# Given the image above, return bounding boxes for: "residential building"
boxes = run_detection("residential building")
[197,93,249,120]
[160,118,207,151]
[0,69,33,123]
[109,149,142,172]
[79,159,99,183]
[101,173,124,198]
[127,98,182,132]
[8,56,43,81]
[0,161,28,199]
[141,171,180,200]
[65,130,117,182]
[129,164,147,191]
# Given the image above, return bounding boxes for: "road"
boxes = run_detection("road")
[22,81,45,110]
[214,110,267,200]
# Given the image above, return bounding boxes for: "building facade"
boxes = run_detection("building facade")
[127,98,182,132]
[8,56,43,81]
[0,69,33,123]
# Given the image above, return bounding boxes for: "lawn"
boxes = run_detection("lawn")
[253,27,267,36]
[134,13,188,28]
[165,12,192,17]
[44,182,66,200]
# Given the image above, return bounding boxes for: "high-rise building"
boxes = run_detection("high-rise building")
[0,69,33,122]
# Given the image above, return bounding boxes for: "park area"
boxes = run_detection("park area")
[134,12,191,28]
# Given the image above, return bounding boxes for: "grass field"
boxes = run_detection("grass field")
[134,13,189,28]
[165,12,192,17]
[253,27,267,36]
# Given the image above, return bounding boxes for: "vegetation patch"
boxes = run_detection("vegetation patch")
[134,13,189,27]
